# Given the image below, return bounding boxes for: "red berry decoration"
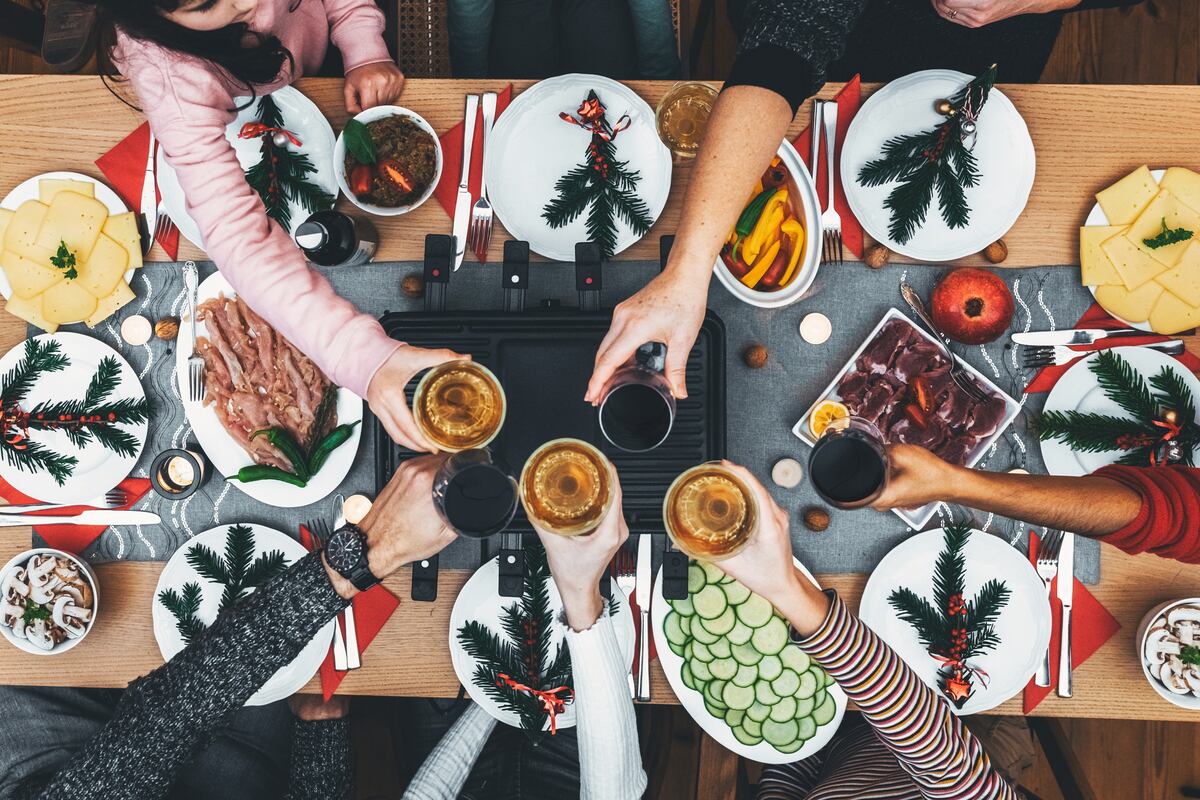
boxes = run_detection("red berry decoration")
[930,267,1014,345]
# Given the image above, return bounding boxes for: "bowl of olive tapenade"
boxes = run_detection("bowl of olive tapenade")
[335,106,442,216]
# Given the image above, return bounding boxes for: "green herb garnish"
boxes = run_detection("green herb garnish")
[21,602,50,624]
[1182,644,1200,666]
[1142,218,1194,250]
[342,118,376,165]
[49,241,78,280]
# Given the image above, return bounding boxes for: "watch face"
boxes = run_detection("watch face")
[327,527,364,573]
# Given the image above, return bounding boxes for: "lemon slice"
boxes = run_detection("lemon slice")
[809,400,849,438]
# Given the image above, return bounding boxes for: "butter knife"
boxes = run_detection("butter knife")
[1056,531,1074,698]
[334,493,361,670]
[0,510,160,527]
[139,131,158,256]
[1011,328,1142,347]
[452,94,480,271]
[635,533,652,702]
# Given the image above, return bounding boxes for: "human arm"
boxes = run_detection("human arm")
[933,0,1144,27]
[402,704,497,800]
[322,0,404,111]
[285,697,352,800]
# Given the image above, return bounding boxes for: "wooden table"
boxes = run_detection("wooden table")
[0,76,1198,723]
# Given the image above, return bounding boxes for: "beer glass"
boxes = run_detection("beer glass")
[520,438,615,536]
[663,462,758,561]
[413,360,506,452]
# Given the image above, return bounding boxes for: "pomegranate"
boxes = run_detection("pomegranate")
[930,267,1014,345]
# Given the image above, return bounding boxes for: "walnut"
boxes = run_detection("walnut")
[983,239,1008,264]
[865,244,890,269]
[401,273,425,299]
[154,316,180,341]
[802,506,830,532]
[743,344,768,369]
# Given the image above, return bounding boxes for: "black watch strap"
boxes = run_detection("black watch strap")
[327,522,380,592]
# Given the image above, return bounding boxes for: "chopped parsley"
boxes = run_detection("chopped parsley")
[1142,218,1194,250]
[21,602,50,625]
[49,241,78,280]
[1182,644,1200,667]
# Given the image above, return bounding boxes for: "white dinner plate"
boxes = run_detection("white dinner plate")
[859,527,1051,716]
[175,271,363,508]
[152,523,334,706]
[482,74,672,261]
[841,70,1036,262]
[157,86,338,250]
[0,333,147,504]
[448,554,636,731]
[1040,346,1200,477]
[651,559,848,764]
[0,171,132,300]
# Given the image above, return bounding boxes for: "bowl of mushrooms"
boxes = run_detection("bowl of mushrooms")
[1138,598,1200,710]
[0,549,97,655]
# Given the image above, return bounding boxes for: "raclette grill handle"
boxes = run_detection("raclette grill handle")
[575,241,602,312]
[502,240,529,313]
[411,554,439,602]
[660,540,690,600]
[423,234,453,314]
[659,234,674,273]
[497,532,525,597]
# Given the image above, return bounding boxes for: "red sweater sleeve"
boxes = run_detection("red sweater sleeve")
[1091,465,1200,563]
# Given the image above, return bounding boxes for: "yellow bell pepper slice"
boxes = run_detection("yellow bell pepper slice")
[739,240,781,288]
[776,218,806,288]
[742,195,786,265]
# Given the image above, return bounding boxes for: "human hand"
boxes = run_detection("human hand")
[289,694,350,721]
[367,345,469,452]
[584,269,708,403]
[870,444,959,511]
[344,61,406,113]
[932,0,1080,28]
[359,454,458,579]
[534,479,628,631]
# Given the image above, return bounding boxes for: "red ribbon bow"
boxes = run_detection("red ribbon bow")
[495,673,574,735]
[237,122,303,147]
[558,93,631,143]
[1150,416,1184,467]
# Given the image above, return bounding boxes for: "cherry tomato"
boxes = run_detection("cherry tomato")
[379,159,415,194]
[350,164,374,198]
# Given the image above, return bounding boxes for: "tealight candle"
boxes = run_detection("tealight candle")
[150,448,207,500]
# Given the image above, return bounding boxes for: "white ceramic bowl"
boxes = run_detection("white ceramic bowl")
[0,548,98,656]
[334,106,443,216]
[1136,597,1200,711]
[712,140,822,309]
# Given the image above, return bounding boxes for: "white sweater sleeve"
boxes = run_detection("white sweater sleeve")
[566,612,648,800]
[402,703,497,800]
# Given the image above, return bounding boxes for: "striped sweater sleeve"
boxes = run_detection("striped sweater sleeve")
[796,592,1018,800]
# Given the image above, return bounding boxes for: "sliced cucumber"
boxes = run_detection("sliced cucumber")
[773,738,805,754]
[700,561,725,584]
[731,725,763,746]
[812,693,836,726]
[731,641,763,666]
[708,637,731,660]
[806,665,826,690]
[701,607,736,637]
[687,564,706,595]
[824,670,835,689]
[812,687,828,710]
[709,657,737,681]
[683,640,694,661]
[757,654,782,682]
[704,679,728,710]
[691,619,719,645]
[795,670,817,700]
[724,707,745,728]
[727,622,753,646]
[780,646,810,675]
[722,581,751,606]
[679,614,692,638]
[771,669,800,698]
[722,681,755,711]
[704,698,725,719]
[742,716,763,738]
[681,662,696,691]
[792,696,814,719]
[719,573,735,585]
[754,680,780,707]
[665,612,687,647]
[693,584,728,620]
[672,594,695,617]
[692,642,714,662]
[761,718,799,747]
[768,696,797,722]
[796,716,817,740]
[731,663,758,688]
[751,617,788,655]
[746,701,771,723]
[735,594,773,628]
[668,639,685,658]
[691,658,713,683]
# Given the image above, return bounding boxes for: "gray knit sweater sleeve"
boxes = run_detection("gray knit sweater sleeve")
[24,553,349,800]
[726,0,869,111]
[286,719,352,800]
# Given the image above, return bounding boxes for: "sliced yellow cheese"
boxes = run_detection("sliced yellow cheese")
[4,200,49,256]
[1154,239,1200,307]
[4,294,58,333]
[1159,167,1200,215]
[0,209,12,246]
[38,179,95,204]
[1096,166,1158,225]
[1148,289,1200,335]
[85,281,135,328]
[41,280,98,324]
[1,249,64,299]
[1079,225,1125,286]
[77,234,127,298]
[1094,281,1165,324]
[1124,190,1200,267]
[33,191,108,262]
[1102,232,1167,289]
[101,212,142,270]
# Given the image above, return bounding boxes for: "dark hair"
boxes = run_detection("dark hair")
[94,0,297,107]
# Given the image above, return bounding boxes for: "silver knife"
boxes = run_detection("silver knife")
[1011,328,1143,346]
[333,493,361,670]
[635,533,652,702]
[452,94,480,271]
[0,510,160,527]
[139,131,158,256]
[1056,531,1074,698]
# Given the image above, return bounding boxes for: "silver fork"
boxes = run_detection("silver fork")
[1034,529,1064,687]
[815,100,843,265]
[307,517,349,672]
[183,262,205,403]
[900,282,992,402]
[2,488,129,514]
[153,203,176,246]
[612,547,637,698]
[1022,339,1185,368]
[468,91,497,263]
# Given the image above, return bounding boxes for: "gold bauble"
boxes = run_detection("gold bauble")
[934,98,956,117]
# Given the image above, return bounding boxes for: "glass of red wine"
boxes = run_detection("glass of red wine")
[598,342,677,453]
[808,417,890,509]
[432,448,519,538]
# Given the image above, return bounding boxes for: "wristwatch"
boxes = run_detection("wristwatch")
[324,522,380,591]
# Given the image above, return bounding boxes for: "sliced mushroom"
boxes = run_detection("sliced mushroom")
[28,576,61,605]
[56,583,84,605]
[26,555,55,588]
[70,579,93,610]
[1163,665,1192,695]
[2,567,29,602]
[1167,605,1200,628]
[51,561,79,584]
[9,618,26,640]
[1145,628,1182,662]
[1184,668,1200,696]
[25,619,55,651]
[51,597,86,639]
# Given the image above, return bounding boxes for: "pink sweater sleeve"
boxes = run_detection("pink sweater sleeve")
[125,56,401,398]
[322,0,392,73]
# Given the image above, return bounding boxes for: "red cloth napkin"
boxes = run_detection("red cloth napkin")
[95,122,180,260]
[793,75,864,260]
[1025,303,1200,394]
[299,525,401,701]
[0,476,152,555]
[432,85,515,226]
[1022,531,1121,713]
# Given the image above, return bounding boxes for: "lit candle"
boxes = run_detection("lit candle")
[151,449,207,499]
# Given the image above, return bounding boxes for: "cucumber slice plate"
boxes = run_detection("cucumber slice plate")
[780,646,810,675]
[761,718,799,747]
[727,622,753,646]
[699,561,725,584]
[687,564,706,594]
[771,669,800,698]
[746,701,771,723]
[691,641,714,662]
[750,617,788,655]
[742,716,763,738]
[671,595,695,617]
[691,658,713,683]
[731,641,763,666]
[693,584,728,620]
[709,657,738,681]
[812,693,836,726]
[722,581,751,606]
[731,663,758,687]
[732,726,763,746]
[757,654,782,682]
[795,670,818,700]
[708,638,732,659]
[690,619,719,645]
[664,612,687,647]
[735,594,773,628]
[768,696,797,722]
[701,607,736,637]
[722,681,756,711]
[797,716,817,740]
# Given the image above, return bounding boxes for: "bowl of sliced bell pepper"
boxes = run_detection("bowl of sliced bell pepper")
[713,141,821,308]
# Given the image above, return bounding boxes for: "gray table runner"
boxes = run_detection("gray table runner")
[42,257,1101,582]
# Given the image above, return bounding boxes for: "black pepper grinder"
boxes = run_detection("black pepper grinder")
[294,209,378,267]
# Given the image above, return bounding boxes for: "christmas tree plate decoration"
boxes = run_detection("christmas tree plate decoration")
[156,86,338,248]
[151,523,334,707]
[0,332,148,504]
[1039,346,1200,478]
[449,539,635,733]
[860,527,1050,715]
[840,69,1035,261]
[482,74,671,261]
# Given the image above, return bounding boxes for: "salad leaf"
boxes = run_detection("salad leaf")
[343,118,376,165]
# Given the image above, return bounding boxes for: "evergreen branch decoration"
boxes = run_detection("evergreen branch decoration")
[1091,350,1159,421]
[857,65,998,245]
[158,583,206,646]
[241,94,335,231]
[888,525,1010,708]
[0,339,69,408]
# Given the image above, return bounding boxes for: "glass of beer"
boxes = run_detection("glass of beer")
[520,438,615,536]
[413,360,506,452]
[433,448,519,538]
[808,416,889,509]
[655,81,718,160]
[663,462,758,561]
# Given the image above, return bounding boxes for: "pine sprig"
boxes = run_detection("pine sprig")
[158,582,205,645]
[1150,366,1196,428]
[244,95,335,230]
[932,524,970,613]
[0,339,69,408]
[0,439,76,485]
[1090,350,1159,421]
[1034,411,1156,453]
[887,586,947,652]
[176,524,290,629]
